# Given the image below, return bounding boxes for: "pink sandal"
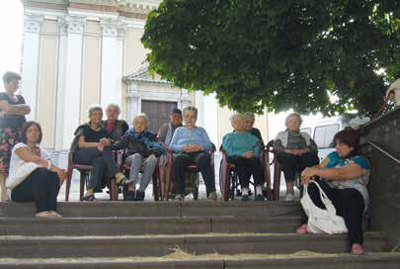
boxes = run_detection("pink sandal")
[351,243,364,255]
[296,224,308,234]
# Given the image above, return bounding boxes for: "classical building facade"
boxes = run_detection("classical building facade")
[20,0,270,151]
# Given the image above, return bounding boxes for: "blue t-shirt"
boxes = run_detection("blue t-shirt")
[169,126,212,153]
[324,151,370,210]
[222,132,261,157]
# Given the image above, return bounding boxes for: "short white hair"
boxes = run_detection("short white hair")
[243,112,255,120]
[182,106,198,119]
[133,113,149,128]
[106,103,121,114]
[229,113,244,127]
[285,112,303,126]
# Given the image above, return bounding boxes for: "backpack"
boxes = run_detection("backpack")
[301,180,348,234]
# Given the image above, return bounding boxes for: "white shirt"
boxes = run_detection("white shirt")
[6,142,50,190]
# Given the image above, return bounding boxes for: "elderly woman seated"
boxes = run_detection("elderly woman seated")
[169,106,217,201]
[72,105,127,201]
[7,122,66,218]
[274,112,319,201]
[298,127,370,255]
[113,113,165,201]
[102,103,129,144]
[223,113,265,201]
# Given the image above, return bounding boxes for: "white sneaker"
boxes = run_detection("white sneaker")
[285,193,294,201]
[48,211,63,218]
[35,211,59,219]
[174,194,184,201]
[208,191,218,201]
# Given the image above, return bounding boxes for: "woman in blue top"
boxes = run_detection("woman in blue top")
[299,127,370,255]
[169,106,217,201]
[222,113,265,201]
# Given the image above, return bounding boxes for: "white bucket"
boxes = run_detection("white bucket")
[394,88,400,107]
[387,79,400,107]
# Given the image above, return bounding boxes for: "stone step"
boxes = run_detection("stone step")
[0,232,388,258]
[0,252,399,269]
[0,201,302,218]
[0,216,302,236]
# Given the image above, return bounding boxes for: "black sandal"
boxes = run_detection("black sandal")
[82,194,96,201]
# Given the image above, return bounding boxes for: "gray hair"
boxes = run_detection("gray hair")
[182,106,198,119]
[88,104,103,117]
[285,112,303,126]
[133,113,149,128]
[243,112,255,120]
[3,71,21,84]
[229,113,245,127]
[106,103,121,114]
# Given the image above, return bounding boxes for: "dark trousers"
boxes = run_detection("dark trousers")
[227,156,265,188]
[303,179,365,245]
[11,168,60,213]
[173,151,216,195]
[74,147,118,190]
[277,151,319,183]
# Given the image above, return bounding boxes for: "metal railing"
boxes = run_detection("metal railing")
[367,140,400,165]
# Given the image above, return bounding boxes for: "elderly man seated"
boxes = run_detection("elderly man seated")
[169,106,217,201]
[157,107,183,146]
[222,113,265,201]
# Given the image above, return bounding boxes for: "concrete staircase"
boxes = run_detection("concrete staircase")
[0,201,399,268]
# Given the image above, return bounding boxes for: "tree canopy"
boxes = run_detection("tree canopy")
[142,0,400,116]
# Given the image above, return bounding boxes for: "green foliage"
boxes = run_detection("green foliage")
[142,0,400,116]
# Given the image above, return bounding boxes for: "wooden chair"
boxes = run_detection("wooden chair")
[265,140,281,201]
[265,139,305,201]
[219,147,237,201]
[65,152,118,202]
[116,150,161,201]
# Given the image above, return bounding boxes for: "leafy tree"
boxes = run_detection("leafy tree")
[142,0,400,116]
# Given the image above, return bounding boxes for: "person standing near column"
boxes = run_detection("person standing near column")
[0,72,31,202]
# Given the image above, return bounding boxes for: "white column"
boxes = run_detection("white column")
[194,91,205,127]
[62,16,85,149]
[180,89,192,109]
[54,19,68,150]
[126,83,139,124]
[100,20,124,108]
[202,92,219,146]
[21,15,43,120]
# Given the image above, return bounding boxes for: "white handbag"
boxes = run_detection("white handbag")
[300,180,348,234]
[6,162,40,190]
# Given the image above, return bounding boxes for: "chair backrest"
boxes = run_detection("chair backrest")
[68,151,94,171]
[68,151,74,167]
[219,145,228,159]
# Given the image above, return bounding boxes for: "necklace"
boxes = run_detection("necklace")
[90,123,101,131]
